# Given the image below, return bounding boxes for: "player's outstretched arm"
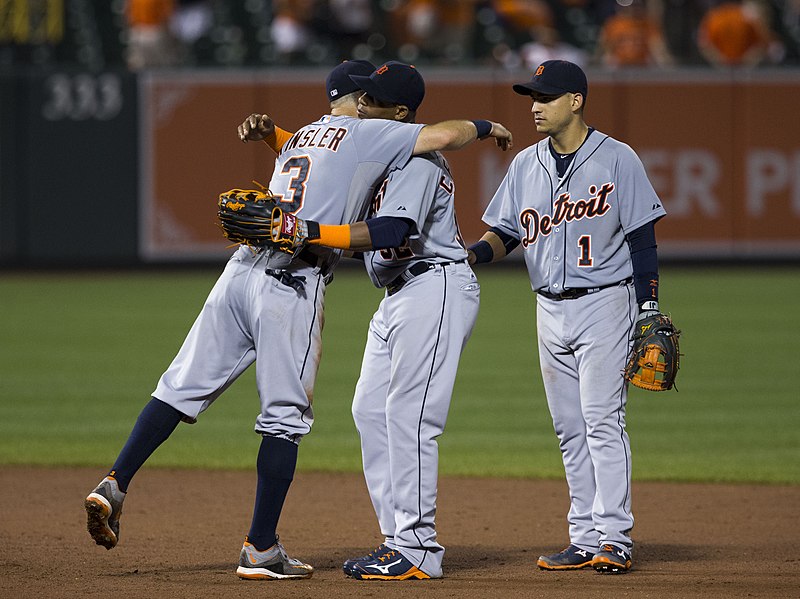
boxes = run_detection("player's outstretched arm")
[414,120,513,154]
[271,208,411,252]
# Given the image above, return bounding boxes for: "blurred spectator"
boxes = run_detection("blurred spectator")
[271,0,316,63]
[316,0,376,61]
[385,0,480,63]
[698,0,783,65]
[661,0,717,65]
[596,0,674,67]
[169,0,213,49]
[517,24,590,69]
[126,0,183,69]
[492,0,554,38]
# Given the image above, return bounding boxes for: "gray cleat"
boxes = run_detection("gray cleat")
[85,476,126,550]
[236,536,314,580]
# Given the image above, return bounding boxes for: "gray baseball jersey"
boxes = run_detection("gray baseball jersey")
[352,153,479,578]
[364,152,467,287]
[268,114,425,273]
[483,132,665,295]
[482,130,665,554]
[154,114,424,440]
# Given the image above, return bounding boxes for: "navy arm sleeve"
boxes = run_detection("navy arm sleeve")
[365,216,412,250]
[626,220,659,308]
[468,226,521,264]
[489,226,521,254]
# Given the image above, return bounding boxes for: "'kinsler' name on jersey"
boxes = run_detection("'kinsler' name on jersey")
[520,182,614,247]
[280,125,348,154]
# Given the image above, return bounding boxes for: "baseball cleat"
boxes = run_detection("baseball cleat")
[537,544,594,570]
[349,548,435,581]
[591,544,632,574]
[236,536,314,580]
[85,475,126,550]
[343,543,390,577]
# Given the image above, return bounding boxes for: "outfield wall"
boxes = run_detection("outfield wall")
[2,69,799,266]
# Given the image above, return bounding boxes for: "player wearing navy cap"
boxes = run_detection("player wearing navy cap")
[469,60,667,574]
[306,61,479,581]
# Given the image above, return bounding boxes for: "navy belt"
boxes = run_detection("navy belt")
[537,277,632,301]
[297,247,326,273]
[386,260,465,296]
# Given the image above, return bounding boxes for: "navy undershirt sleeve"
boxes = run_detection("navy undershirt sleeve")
[365,216,412,250]
[626,220,659,307]
[488,226,521,255]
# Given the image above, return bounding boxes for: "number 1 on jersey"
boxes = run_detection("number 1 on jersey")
[578,235,593,267]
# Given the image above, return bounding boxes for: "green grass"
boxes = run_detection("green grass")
[0,265,798,484]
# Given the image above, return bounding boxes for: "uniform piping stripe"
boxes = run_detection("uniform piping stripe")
[617,283,635,514]
[299,273,323,432]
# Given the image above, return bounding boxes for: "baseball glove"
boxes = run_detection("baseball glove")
[624,312,681,391]
[217,187,299,254]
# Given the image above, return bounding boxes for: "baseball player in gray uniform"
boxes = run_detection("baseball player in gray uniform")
[468,60,666,574]
[258,61,507,580]
[290,62,480,580]
[84,59,513,580]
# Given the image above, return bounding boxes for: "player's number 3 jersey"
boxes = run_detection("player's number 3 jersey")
[269,114,425,229]
[483,131,666,294]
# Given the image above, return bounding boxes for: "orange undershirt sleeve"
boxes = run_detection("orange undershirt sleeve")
[263,127,293,153]
[308,224,352,249]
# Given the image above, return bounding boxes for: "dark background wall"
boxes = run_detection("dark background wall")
[1,69,138,267]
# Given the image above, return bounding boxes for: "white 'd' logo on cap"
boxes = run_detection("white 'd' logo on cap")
[330,89,337,97]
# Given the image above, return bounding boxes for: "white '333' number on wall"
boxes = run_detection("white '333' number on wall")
[41,73,123,121]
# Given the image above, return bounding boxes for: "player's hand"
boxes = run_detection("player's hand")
[489,122,513,151]
[238,113,275,142]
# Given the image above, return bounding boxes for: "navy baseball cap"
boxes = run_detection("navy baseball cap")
[349,61,425,110]
[513,60,588,98]
[326,59,376,100]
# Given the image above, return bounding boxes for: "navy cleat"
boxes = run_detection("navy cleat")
[343,543,390,577]
[349,548,435,580]
[537,544,594,570]
[592,544,632,574]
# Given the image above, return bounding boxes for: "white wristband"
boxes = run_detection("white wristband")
[640,300,659,312]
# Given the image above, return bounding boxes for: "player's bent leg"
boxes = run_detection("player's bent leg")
[84,398,185,548]
[153,257,259,422]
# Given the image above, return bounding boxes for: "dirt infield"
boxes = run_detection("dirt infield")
[1,467,797,598]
